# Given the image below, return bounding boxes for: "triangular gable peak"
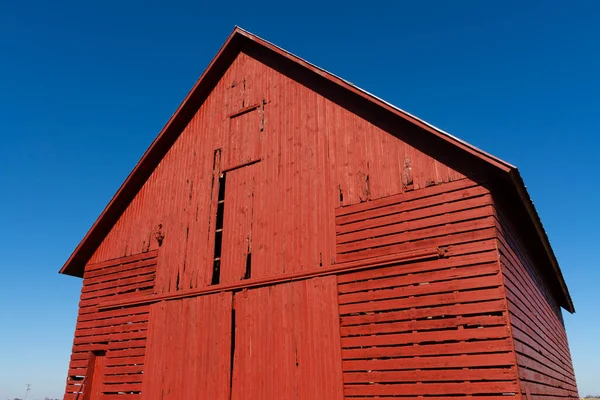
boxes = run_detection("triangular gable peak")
[59,27,573,312]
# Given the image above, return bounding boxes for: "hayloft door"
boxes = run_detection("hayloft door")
[210,103,262,286]
[219,162,258,284]
[229,277,345,399]
[226,105,262,170]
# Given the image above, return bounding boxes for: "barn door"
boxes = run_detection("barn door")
[142,293,233,399]
[209,103,262,286]
[219,163,258,284]
[230,277,345,400]
[225,105,263,170]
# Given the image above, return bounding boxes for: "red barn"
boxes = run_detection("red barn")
[61,27,579,400]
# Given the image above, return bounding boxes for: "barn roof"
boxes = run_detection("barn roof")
[59,27,574,313]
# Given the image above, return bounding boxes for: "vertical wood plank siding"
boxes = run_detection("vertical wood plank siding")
[495,207,579,399]
[86,51,464,294]
[141,293,234,399]
[136,278,344,399]
[64,251,157,400]
[335,181,520,398]
[231,277,344,400]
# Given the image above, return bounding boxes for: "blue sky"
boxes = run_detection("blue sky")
[0,1,598,398]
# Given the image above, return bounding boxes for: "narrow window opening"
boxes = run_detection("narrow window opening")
[218,173,226,200]
[244,252,252,280]
[211,173,226,285]
[216,202,224,230]
[211,259,221,285]
[214,231,223,256]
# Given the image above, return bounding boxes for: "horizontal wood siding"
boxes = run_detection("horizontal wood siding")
[87,50,464,294]
[335,181,519,399]
[336,178,494,263]
[64,251,157,400]
[495,207,579,399]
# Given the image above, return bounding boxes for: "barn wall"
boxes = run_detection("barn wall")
[495,207,579,399]
[64,251,157,400]
[335,179,521,399]
[86,50,464,294]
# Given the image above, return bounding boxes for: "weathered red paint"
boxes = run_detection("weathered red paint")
[61,28,578,399]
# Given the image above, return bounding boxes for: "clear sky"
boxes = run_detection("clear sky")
[0,1,598,398]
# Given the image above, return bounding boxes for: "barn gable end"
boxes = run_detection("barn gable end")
[61,27,578,400]
[85,49,468,295]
